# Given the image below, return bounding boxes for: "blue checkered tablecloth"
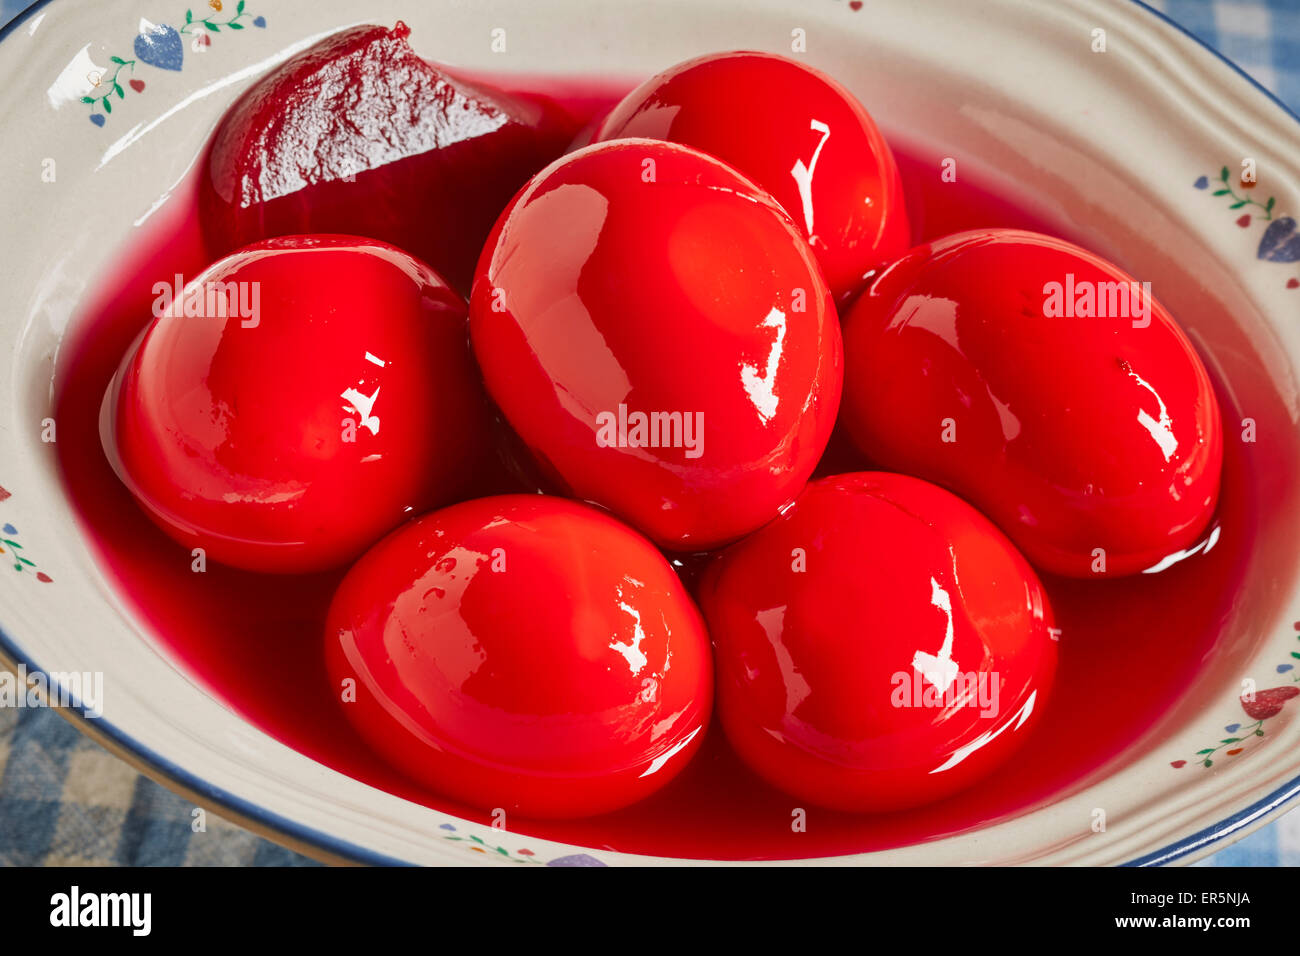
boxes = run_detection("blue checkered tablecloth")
[0,0,1296,867]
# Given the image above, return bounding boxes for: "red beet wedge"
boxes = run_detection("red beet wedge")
[200,22,571,294]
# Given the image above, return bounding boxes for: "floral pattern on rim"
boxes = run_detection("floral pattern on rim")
[435,823,607,866]
[182,0,258,37]
[1195,167,1300,288]
[0,488,52,583]
[1171,624,1300,768]
[80,56,137,123]
[82,1,268,127]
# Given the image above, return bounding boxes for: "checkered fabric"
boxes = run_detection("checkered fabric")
[0,0,1296,867]
[1145,0,1300,113]
[0,707,317,863]
[0,706,316,866]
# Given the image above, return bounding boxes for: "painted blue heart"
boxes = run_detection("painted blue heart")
[1258,216,1300,263]
[1224,723,1241,733]
[253,16,267,27]
[1279,664,1295,673]
[2,524,15,535]
[89,113,105,127]
[1194,176,1209,189]
[134,24,183,71]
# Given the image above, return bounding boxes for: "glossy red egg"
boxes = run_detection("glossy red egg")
[200,22,571,294]
[104,235,490,573]
[324,494,714,819]
[698,472,1058,813]
[840,229,1223,578]
[595,51,909,303]
[469,139,843,551]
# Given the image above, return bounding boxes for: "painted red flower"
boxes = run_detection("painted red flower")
[1240,686,1300,721]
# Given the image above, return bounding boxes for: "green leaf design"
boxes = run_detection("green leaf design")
[1212,189,1230,196]
[228,21,244,29]
[1196,748,1214,755]
[204,21,219,31]
[115,84,124,99]
[17,557,34,567]
[1220,166,1230,181]
[237,0,245,12]
[1229,201,1247,209]
[1220,738,1241,744]
[185,9,193,23]
[102,97,112,114]
[110,55,125,65]
[1267,197,1276,212]
[1204,758,1214,767]
[81,96,96,104]
[1256,729,1265,736]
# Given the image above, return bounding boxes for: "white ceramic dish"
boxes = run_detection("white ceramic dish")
[1,0,1299,866]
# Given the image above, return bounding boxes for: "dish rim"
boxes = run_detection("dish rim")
[0,0,1298,867]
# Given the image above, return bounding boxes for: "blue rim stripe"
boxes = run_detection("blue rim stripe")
[1,0,1298,867]
[0,0,48,46]
[1124,775,1300,867]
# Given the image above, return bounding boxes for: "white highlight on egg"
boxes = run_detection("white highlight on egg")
[609,599,649,675]
[341,385,381,436]
[1124,366,1178,462]
[1142,523,1221,574]
[638,725,701,778]
[758,605,812,714]
[741,307,786,423]
[930,690,1038,774]
[911,576,960,695]
[790,118,831,237]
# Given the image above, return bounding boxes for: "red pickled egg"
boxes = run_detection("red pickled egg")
[324,494,714,819]
[595,51,909,302]
[469,139,843,551]
[104,235,490,574]
[698,472,1057,813]
[840,229,1223,578]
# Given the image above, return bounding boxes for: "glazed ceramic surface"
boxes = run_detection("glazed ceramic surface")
[1,0,1299,865]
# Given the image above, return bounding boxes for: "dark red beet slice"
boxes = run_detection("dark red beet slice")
[200,22,572,293]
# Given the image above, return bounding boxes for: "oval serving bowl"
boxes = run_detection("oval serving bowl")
[1,0,1299,866]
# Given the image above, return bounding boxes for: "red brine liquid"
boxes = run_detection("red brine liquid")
[54,78,1247,861]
